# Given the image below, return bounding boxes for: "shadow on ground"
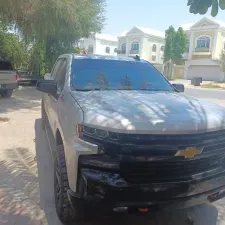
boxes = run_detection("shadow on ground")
[0,86,42,114]
[0,146,45,224]
[34,119,219,225]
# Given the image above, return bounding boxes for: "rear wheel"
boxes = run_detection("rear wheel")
[54,144,85,223]
[1,89,13,98]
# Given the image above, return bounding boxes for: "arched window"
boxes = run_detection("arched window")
[196,36,210,48]
[88,45,93,54]
[131,41,139,51]
[121,43,126,54]
[160,46,164,51]
[114,48,118,53]
[105,47,110,53]
[152,44,157,52]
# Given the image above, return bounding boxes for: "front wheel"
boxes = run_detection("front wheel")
[1,89,13,98]
[54,144,85,223]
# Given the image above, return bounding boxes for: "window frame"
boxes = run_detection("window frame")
[131,41,140,51]
[105,47,110,54]
[152,44,157,52]
[196,36,210,48]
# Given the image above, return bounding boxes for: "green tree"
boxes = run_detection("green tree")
[0,0,106,68]
[164,26,176,63]
[0,21,29,68]
[187,0,225,17]
[163,26,188,79]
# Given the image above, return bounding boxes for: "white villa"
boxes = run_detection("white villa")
[78,33,118,56]
[117,26,165,64]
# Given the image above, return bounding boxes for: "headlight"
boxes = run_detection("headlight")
[77,124,119,141]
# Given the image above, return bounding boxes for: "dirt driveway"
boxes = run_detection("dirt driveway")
[0,87,224,225]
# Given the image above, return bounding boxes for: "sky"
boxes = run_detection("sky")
[103,0,225,36]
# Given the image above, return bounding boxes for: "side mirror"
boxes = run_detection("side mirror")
[36,80,57,95]
[172,83,185,92]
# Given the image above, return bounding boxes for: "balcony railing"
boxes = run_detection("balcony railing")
[130,49,139,54]
[194,47,210,52]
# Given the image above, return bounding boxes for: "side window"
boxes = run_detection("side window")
[55,58,67,92]
[51,59,63,79]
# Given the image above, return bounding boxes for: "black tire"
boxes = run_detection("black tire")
[54,144,84,223]
[1,89,13,98]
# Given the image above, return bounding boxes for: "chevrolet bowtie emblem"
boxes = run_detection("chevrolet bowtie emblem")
[175,147,203,159]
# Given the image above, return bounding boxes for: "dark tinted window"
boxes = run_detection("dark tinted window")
[56,59,67,91]
[71,59,173,91]
[0,61,13,70]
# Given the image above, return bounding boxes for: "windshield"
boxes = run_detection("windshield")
[71,59,173,91]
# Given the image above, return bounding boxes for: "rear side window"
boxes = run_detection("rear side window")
[0,61,13,70]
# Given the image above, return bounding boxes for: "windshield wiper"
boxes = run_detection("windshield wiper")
[75,88,103,91]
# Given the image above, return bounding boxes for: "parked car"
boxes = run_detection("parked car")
[37,54,225,223]
[0,60,18,98]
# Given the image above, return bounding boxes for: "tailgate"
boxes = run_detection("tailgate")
[0,71,15,84]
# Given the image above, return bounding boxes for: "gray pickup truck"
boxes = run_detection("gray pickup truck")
[0,60,18,98]
[37,54,225,223]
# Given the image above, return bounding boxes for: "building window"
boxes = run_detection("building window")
[121,43,126,54]
[88,45,94,54]
[196,36,210,48]
[160,46,164,51]
[114,48,118,53]
[152,44,157,52]
[152,55,156,61]
[105,47,110,53]
[131,41,139,51]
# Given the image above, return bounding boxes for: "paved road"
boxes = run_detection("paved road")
[0,86,224,225]
[185,88,225,107]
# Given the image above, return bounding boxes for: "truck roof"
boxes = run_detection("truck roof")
[71,54,148,63]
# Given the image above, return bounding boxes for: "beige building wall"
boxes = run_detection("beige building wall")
[140,37,150,61]
[214,31,225,59]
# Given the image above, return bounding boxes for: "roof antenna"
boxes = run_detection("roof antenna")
[134,55,140,61]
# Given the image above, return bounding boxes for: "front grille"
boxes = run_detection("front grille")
[118,130,225,184]
[120,154,225,183]
[119,129,225,146]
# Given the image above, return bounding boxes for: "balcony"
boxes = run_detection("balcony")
[193,47,211,55]
[130,49,139,54]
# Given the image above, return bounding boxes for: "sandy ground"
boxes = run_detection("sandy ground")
[0,86,224,225]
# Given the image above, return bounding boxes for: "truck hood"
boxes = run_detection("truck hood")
[71,90,225,134]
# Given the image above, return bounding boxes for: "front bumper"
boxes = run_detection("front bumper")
[68,166,225,211]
